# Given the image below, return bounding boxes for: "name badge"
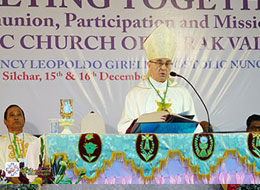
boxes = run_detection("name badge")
[5,162,20,177]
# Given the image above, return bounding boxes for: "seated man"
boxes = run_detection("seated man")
[0,104,38,183]
[226,115,260,190]
[117,24,203,134]
[246,114,260,132]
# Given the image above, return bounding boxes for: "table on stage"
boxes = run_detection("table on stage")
[42,132,260,184]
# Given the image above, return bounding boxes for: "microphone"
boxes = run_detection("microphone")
[170,71,212,132]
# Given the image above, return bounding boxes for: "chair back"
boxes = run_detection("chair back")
[80,112,106,134]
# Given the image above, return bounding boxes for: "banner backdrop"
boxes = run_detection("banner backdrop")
[0,0,259,135]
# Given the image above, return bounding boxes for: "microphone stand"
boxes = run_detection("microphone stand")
[170,72,212,133]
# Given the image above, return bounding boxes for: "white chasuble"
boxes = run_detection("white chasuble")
[0,133,38,170]
[118,77,203,134]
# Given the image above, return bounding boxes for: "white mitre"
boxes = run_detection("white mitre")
[143,24,176,60]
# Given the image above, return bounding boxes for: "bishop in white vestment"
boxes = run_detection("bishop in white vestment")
[118,24,203,134]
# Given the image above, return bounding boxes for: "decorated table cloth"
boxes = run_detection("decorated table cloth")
[44,133,260,184]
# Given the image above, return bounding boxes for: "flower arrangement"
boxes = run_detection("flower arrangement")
[0,170,8,184]
[2,136,84,185]
[41,156,84,184]
[31,137,84,184]
[230,184,260,190]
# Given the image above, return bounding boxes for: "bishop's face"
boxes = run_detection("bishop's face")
[148,58,172,83]
[4,106,25,134]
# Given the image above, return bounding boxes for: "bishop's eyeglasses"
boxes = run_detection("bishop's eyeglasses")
[149,60,173,68]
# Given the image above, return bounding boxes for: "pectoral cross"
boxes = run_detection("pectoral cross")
[156,101,172,112]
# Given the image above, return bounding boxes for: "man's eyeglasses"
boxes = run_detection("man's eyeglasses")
[149,60,173,68]
[248,126,260,131]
